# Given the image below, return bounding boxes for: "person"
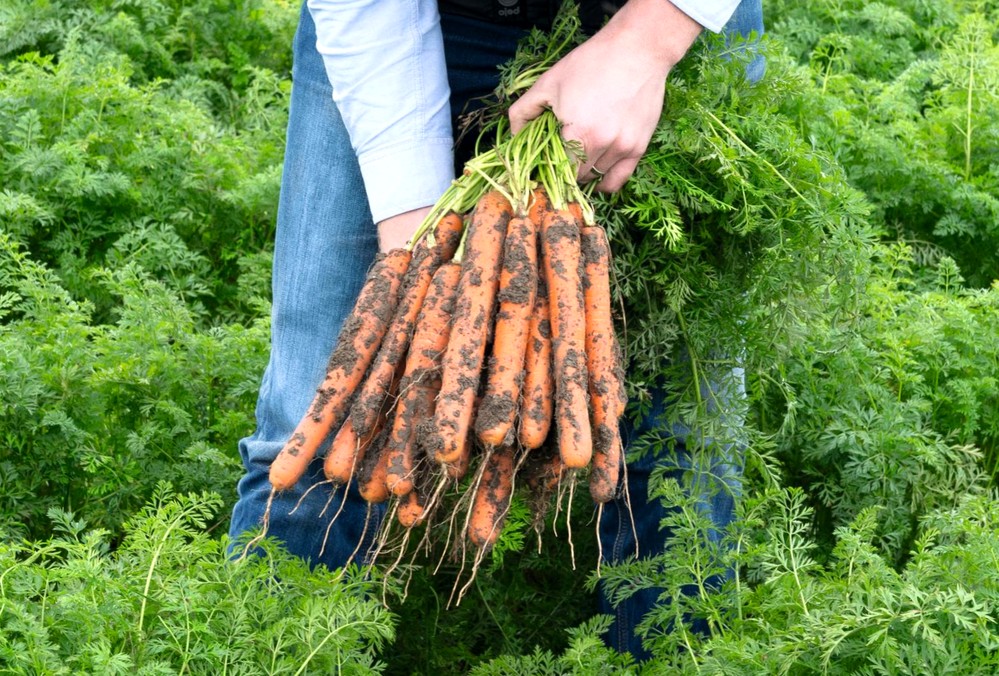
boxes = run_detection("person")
[228,0,763,657]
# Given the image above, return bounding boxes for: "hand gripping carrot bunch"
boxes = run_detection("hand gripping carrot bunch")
[258,111,627,593]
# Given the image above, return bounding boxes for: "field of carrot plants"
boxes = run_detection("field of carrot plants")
[1,0,998,673]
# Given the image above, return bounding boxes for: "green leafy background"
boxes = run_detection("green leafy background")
[1,0,998,673]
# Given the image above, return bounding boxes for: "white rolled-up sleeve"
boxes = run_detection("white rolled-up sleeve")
[307,0,454,223]
[669,0,743,33]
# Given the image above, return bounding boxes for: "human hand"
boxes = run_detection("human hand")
[377,206,433,253]
[508,0,702,192]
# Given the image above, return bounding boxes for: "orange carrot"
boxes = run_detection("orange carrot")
[397,489,426,528]
[527,186,551,229]
[467,445,516,548]
[444,431,473,481]
[476,215,538,447]
[540,207,592,469]
[581,225,623,502]
[269,248,411,491]
[523,443,565,495]
[430,191,512,465]
[351,211,466,439]
[589,429,622,503]
[358,432,392,504]
[351,248,440,438]
[323,417,379,485]
[418,210,465,262]
[385,262,462,496]
[444,401,481,481]
[518,275,553,450]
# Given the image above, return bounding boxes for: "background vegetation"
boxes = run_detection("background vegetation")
[1,0,997,673]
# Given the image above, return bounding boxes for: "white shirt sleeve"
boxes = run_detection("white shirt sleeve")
[307,0,455,224]
[668,0,744,33]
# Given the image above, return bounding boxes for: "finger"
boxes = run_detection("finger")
[579,143,625,184]
[579,156,609,184]
[509,88,552,136]
[595,156,640,193]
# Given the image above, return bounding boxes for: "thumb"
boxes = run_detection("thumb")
[508,87,551,135]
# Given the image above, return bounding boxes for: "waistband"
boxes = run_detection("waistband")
[438,0,622,32]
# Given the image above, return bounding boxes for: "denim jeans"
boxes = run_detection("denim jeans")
[229,0,763,654]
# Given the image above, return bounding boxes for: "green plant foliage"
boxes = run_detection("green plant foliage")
[0,486,395,674]
[474,488,999,674]
[697,491,999,674]
[469,616,637,675]
[2,0,999,672]
[764,248,999,560]
[769,0,999,287]
[0,234,269,540]
[0,0,293,322]
[385,492,599,675]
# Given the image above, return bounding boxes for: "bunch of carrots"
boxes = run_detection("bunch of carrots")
[253,111,628,593]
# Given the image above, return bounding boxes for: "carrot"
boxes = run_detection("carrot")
[430,191,512,465]
[444,433,473,481]
[467,445,516,549]
[323,417,379,485]
[358,437,392,504]
[581,225,623,502]
[523,443,565,496]
[475,215,538,447]
[385,262,462,496]
[268,248,411,491]
[418,210,465,262]
[351,211,466,439]
[527,185,551,229]
[589,428,622,503]
[397,488,427,528]
[540,206,592,469]
[518,275,553,449]
[443,403,481,481]
[351,247,440,439]
[512,186,554,450]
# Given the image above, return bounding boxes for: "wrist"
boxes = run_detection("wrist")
[606,0,703,73]
[377,206,433,253]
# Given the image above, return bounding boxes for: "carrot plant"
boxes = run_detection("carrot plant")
[770,0,999,287]
[2,0,999,672]
[0,487,394,674]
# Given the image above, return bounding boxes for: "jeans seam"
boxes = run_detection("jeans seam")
[611,496,628,650]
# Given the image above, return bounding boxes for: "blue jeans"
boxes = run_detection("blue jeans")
[229,0,763,653]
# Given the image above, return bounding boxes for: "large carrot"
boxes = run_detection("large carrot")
[385,262,462,496]
[429,191,512,465]
[269,248,411,491]
[518,275,553,450]
[351,212,466,438]
[581,225,623,502]
[467,444,516,548]
[475,215,537,447]
[351,249,439,438]
[541,206,592,469]
[527,185,551,229]
[323,417,378,485]
[418,210,465,262]
[523,443,564,496]
[444,430,474,481]
[516,186,554,449]
[358,431,393,504]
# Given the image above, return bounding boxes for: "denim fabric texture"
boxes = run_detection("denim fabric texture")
[228,0,763,656]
